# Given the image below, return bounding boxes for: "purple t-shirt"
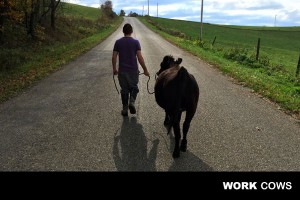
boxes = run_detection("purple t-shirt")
[113,37,141,72]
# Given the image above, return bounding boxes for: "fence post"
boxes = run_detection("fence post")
[296,53,300,77]
[212,36,217,46]
[256,38,260,61]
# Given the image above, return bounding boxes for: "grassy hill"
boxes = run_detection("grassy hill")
[139,16,300,117]
[61,2,102,20]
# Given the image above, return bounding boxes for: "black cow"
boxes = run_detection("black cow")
[155,55,199,158]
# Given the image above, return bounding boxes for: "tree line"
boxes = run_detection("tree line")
[0,0,62,42]
[0,0,118,44]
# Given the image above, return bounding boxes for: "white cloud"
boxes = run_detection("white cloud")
[171,15,201,21]
[62,0,83,5]
[70,0,300,26]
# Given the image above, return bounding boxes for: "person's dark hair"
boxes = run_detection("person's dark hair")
[123,23,133,35]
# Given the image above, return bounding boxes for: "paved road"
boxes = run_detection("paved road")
[0,17,299,171]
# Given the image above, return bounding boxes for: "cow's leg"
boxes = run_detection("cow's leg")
[172,112,182,158]
[164,112,172,134]
[164,112,170,126]
[180,110,195,152]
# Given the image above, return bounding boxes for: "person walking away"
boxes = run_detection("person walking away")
[112,23,150,116]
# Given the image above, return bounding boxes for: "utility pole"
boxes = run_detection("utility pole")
[157,3,158,18]
[274,14,277,27]
[200,0,204,41]
[142,5,144,16]
[148,0,149,16]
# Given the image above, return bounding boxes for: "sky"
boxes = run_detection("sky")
[64,0,300,27]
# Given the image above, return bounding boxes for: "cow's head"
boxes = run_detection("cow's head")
[157,55,182,76]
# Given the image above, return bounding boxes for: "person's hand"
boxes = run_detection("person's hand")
[113,69,118,75]
[143,70,150,77]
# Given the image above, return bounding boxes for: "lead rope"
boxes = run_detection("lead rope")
[139,72,155,95]
[113,73,156,95]
[113,74,120,94]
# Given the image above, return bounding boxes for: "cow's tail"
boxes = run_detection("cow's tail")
[177,66,188,100]
[167,66,189,134]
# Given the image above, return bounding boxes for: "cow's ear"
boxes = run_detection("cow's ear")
[160,61,167,69]
[176,58,182,65]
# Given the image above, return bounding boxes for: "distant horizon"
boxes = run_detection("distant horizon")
[151,16,300,28]
[63,0,300,27]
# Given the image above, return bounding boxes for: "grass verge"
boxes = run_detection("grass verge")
[138,17,300,119]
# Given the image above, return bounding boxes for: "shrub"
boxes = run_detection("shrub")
[0,49,27,71]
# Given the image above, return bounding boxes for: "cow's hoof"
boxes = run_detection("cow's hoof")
[172,151,180,158]
[180,140,187,152]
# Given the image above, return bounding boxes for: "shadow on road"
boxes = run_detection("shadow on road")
[168,150,214,171]
[113,117,159,171]
[168,133,214,171]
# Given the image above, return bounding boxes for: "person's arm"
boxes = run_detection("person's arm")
[137,50,149,76]
[112,51,118,75]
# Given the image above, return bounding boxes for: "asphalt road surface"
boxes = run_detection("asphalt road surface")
[0,17,299,171]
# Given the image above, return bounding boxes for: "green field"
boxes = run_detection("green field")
[145,17,300,75]
[139,16,300,116]
[61,2,101,20]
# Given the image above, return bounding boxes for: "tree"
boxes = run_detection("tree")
[119,9,125,17]
[50,0,60,30]
[100,0,116,19]
[20,0,61,35]
[27,0,40,37]
[0,0,10,41]
[128,11,138,17]
[22,0,60,38]
[0,0,23,42]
